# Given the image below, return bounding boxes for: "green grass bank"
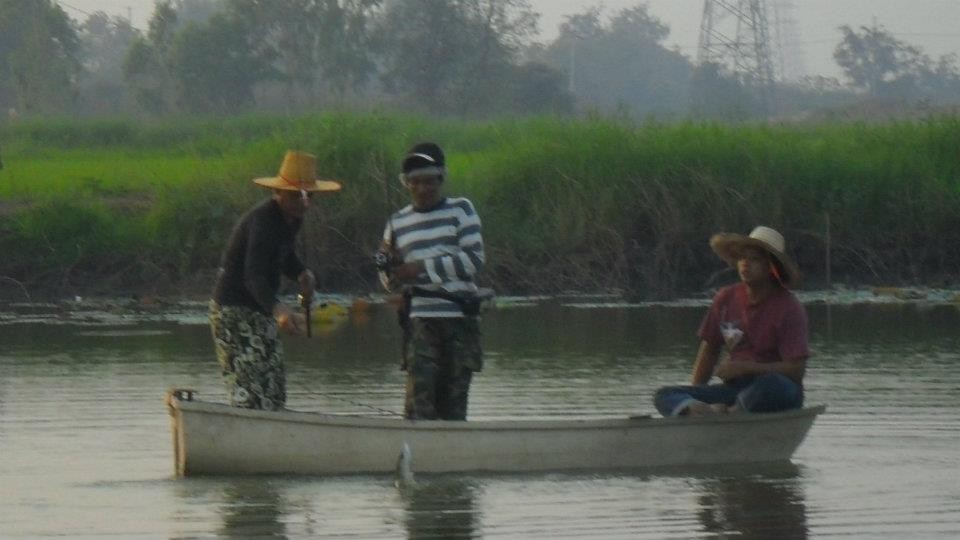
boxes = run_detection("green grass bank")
[1,113,959,300]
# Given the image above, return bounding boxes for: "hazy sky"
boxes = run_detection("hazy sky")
[59,0,960,79]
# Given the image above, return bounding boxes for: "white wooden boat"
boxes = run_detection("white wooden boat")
[165,388,825,477]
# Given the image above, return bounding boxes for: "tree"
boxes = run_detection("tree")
[176,0,223,24]
[507,61,573,114]
[834,24,927,98]
[78,11,139,114]
[539,5,691,117]
[832,23,960,104]
[376,0,538,115]
[773,75,858,118]
[225,0,381,107]
[690,62,754,120]
[122,0,255,115]
[168,13,273,113]
[917,53,960,102]
[316,0,382,97]
[0,0,81,115]
[123,1,181,114]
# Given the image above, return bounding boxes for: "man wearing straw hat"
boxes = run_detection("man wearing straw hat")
[210,150,341,410]
[653,226,810,417]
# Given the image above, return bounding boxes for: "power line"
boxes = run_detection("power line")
[804,32,960,40]
[56,0,94,18]
[697,0,778,114]
[56,1,140,25]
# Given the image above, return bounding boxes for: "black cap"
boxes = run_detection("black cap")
[402,142,445,176]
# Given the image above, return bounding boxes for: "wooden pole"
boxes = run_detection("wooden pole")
[825,211,832,290]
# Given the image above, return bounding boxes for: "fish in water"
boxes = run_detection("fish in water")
[395,442,415,488]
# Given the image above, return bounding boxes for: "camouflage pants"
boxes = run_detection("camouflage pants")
[404,317,482,421]
[209,301,286,411]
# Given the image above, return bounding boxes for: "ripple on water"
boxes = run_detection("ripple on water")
[1,305,960,538]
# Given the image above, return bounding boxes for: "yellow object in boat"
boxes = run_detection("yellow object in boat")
[311,302,348,325]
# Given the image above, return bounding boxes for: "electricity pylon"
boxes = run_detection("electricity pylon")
[770,0,806,82]
[696,0,777,116]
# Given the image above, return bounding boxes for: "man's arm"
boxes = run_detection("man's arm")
[422,201,484,284]
[244,224,281,314]
[691,340,722,385]
[394,200,485,285]
[243,218,307,335]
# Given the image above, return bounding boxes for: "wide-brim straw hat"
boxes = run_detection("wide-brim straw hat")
[253,150,342,192]
[709,226,800,287]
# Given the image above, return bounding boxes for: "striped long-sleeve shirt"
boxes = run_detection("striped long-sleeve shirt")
[382,197,485,318]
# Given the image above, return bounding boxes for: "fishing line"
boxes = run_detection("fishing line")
[288,151,405,417]
[293,381,402,417]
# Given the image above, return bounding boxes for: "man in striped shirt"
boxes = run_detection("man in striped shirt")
[379,142,485,420]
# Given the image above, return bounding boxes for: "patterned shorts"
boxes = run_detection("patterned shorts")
[209,301,286,411]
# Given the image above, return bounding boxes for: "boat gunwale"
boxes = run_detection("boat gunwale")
[168,395,826,431]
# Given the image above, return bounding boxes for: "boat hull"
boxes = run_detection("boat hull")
[166,390,824,477]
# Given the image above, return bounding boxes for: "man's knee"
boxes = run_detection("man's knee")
[654,386,677,401]
[404,362,439,420]
[739,373,802,412]
[436,369,472,420]
[755,373,799,393]
[405,382,437,420]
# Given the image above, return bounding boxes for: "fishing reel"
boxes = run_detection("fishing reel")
[374,249,403,274]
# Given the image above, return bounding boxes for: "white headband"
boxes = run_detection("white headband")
[403,166,445,179]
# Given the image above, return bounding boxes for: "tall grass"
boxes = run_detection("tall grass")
[1,113,959,299]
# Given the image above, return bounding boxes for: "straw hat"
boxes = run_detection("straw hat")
[709,226,800,287]
[253,150,342,192]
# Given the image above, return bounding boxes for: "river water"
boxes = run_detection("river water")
[1,296,959,539]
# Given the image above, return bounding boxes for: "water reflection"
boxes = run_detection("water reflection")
[218,479,288,540]
[807,301,960,350]
[3,301,960,538]
[400,478,481,539]
[695,463,807,540]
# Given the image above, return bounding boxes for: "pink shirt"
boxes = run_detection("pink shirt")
[698,283,810,363]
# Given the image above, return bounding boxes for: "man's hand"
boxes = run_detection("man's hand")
[715,355,807,384]
[273,303,307,336]
[392,261,424,283]
[714,357,756,382]
[298,269,316,299]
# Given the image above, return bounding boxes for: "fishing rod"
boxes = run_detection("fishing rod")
[299,188,313,338]
[298,290,312,338]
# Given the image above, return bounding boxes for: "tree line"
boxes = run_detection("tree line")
[1,0,958,120]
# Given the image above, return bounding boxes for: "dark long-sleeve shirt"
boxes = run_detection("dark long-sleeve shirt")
[212,198,305,314]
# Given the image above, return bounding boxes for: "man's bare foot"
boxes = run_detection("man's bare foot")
[711,403,731,414]
[686,400,728,416]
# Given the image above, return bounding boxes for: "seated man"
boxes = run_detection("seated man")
[654,226,810,417]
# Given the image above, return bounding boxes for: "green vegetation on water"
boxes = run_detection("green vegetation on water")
[1,113,959,300]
